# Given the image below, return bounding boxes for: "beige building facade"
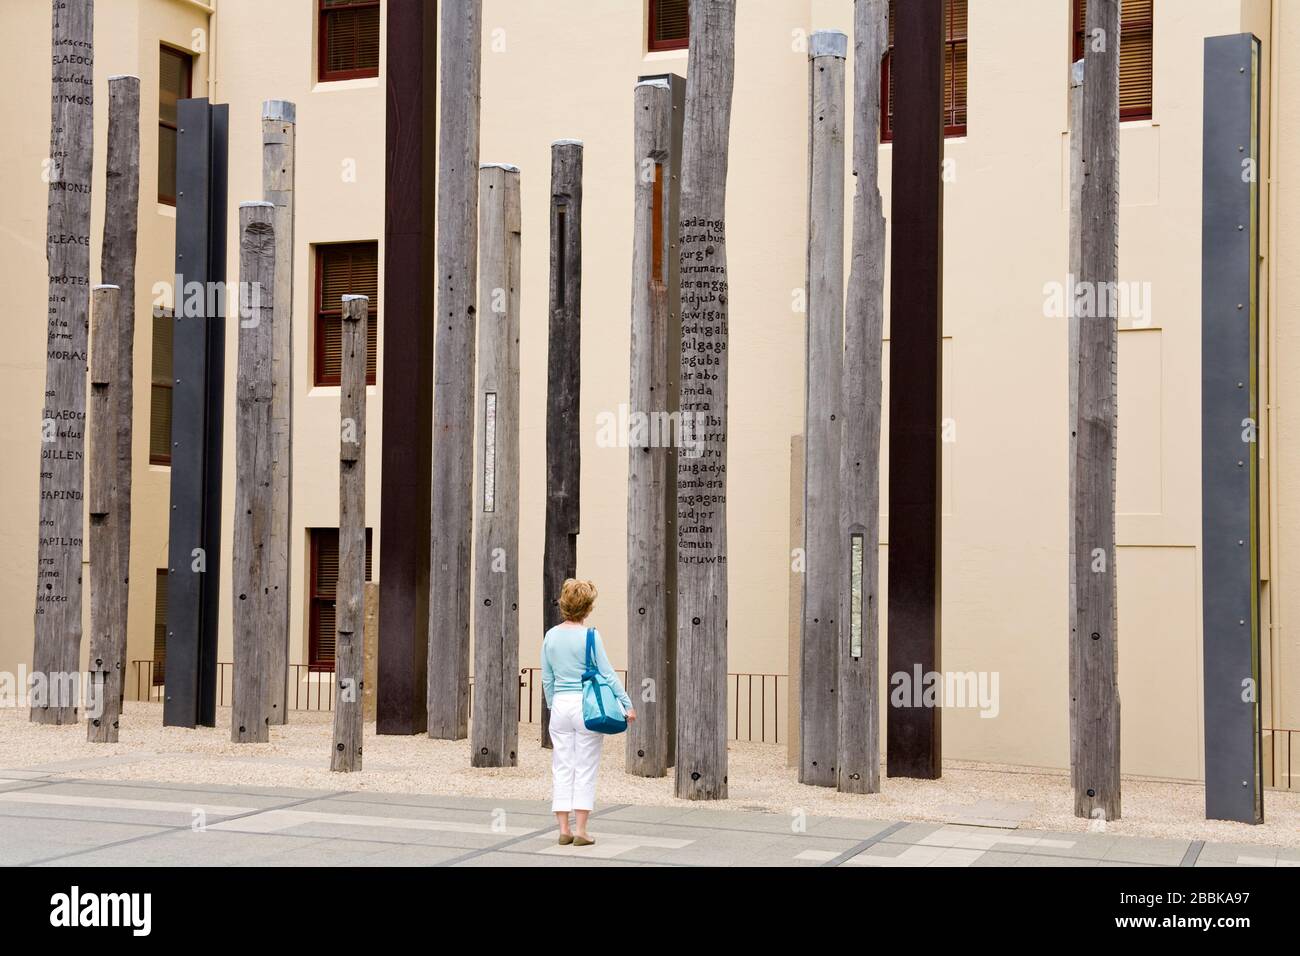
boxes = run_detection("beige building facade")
[1,0,1297,785]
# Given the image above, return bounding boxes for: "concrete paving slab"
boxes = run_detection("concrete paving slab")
[0,816,170,865]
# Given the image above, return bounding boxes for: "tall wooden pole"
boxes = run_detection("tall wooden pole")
[262,100,296,726]
[333,295,368,772]
[102,74,139,720]
[428,0,482,740]
[231,202,276,744]
[886,0,944,780]
[627,76,683,777]
[675,0,736,801]
[799,29,847,789]
[87,285,122,741]
[378,0,435,736]
[542,140,583,749]
[472,164,522,768]
[32,0,93,725]
[838,0,887,794]
[1067,59,1083,805]
[1070,0,1122,821]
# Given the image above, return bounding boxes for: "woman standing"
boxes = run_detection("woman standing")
[542,578,636,846]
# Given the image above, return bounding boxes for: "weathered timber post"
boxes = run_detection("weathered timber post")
[102,75,140,714]
[1070,0,1122,821]
[262,100,296,726]
[886,0,944,780]
[428,0,482,740]
[1067,59,1083,803]
[837,0,887,794]
[333,295,368,772]
[800,29,847,789]
[231,202,276,744]
[378,0,436,736]
[627,75,684,777]
[1201,33,1265,825]
[87,285,122,741]
[472,164,522,768]
[675,0,736,801]
[32,0,93,724]
[164,98,229,729]
[542,140,583,749]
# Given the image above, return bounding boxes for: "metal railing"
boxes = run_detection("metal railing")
[510,669,786,744]
[131,660,787,743]
[132,661,341,712]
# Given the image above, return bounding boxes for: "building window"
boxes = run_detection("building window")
[315,242,379,387]
[319,0,381,82]
[649,0,689,52]
[309,528,373,671]
[158,45,193,205]
[153,570,168,685]
[150,308,173,465]
[882,0,968,142]
[1073,0,1153,121]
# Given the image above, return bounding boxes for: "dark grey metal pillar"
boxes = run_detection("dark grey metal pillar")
[1201,33,1264,825]
[164,98,228,729]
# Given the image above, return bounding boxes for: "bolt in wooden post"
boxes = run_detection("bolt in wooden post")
[837,0,888,795]
[232,202,276,744]
[627,77,683,778]
[542,140,583,750]
[428,0,482,740]
[800,29,847,789]
[102,75,139,718]
[32,0,94,725]
[1070,0,1122,821]
[472,164,521,768]
[332,295,368,772]
[87,285,122,742]
[675,0,736,801]
[262,100,296,727]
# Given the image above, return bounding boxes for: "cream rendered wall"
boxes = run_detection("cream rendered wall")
[1,0,1291,783]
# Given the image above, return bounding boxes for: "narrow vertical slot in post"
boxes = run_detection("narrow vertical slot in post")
[555,204,567,308]
[483,391,497,513]
[652,162,665,284]
[850,532,864,660]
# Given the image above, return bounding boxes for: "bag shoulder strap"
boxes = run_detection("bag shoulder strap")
[584,627,596,673]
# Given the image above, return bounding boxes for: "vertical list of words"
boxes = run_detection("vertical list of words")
[677,216,727,568]
[35,1,93,681]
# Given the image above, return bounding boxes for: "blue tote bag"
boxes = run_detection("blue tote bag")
[581,628,628,735]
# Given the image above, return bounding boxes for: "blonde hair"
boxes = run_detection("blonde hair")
[559,578,598,622]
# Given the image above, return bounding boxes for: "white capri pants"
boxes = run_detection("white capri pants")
[549,692,604,812]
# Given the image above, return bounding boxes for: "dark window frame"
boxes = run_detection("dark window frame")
[150,307,174,466]
[158,44,193,206]
[1072,0,1154,122]
[314,242,379,388]
[881,0,969,143]
[308,527,373,672]
[318,0,382,83]
[153,569,168,685]
[648,0,689,53]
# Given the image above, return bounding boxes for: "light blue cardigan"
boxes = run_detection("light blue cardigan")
[541,624,633,710]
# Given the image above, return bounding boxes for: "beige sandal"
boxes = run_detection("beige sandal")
[573,835,595,847]
[558,833,574,845]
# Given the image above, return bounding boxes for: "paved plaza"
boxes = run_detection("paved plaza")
[2,769,1297,867]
